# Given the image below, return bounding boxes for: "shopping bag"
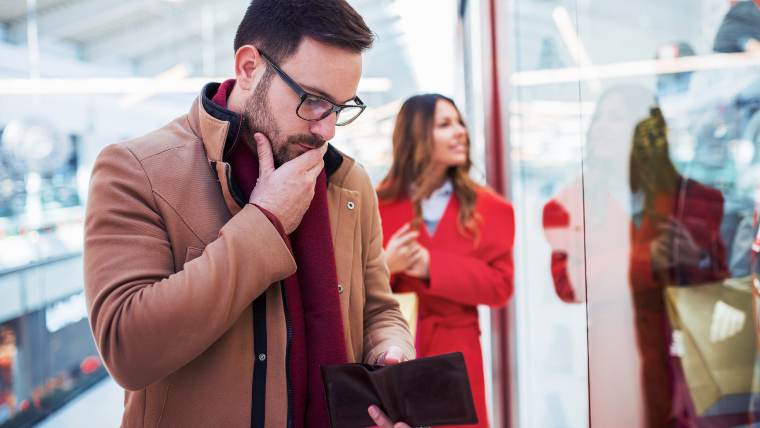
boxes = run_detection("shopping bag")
[392,292,418,337]
[665,278,759,416]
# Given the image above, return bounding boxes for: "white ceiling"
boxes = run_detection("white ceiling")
[0,0,418,102]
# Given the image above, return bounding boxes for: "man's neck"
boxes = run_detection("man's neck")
[226,81,246,114]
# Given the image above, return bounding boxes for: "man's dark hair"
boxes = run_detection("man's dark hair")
[234,0,374,63]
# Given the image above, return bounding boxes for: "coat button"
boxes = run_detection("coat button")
[347,201,355,210]
[258,353,266,362]
[337,284,344,294]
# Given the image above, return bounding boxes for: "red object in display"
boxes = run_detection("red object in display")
[80,356,101,375]
[542,198,580,303]
[379,188,515,428]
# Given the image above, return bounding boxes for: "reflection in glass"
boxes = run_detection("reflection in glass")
[511,0,760,425]
[629,105,730,427]
[542,84,760,427]
[543,85,657,427]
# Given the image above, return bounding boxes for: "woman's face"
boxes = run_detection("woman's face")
[430,99,468,168]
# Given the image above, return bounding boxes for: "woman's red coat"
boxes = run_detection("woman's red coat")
[378,187,515,428]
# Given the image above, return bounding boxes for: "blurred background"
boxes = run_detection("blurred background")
[1,0,760,427]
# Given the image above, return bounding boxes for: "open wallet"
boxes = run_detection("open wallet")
[320,352,478,427]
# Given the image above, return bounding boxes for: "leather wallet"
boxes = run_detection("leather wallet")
[321,352,478,427]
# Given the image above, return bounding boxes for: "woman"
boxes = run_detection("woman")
[377,94,515,427]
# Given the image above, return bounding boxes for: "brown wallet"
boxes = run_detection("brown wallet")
[320,352,478,427]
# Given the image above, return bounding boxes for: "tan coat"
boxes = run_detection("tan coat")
[83,85,414,427]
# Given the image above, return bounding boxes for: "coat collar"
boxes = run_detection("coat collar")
[187,82,346,182]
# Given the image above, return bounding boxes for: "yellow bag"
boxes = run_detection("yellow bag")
[665,278,760,416]
[392,292,418,338]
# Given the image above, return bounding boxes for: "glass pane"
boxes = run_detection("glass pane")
[508,0,590,426]
[509,0,760,426]
[577,0,760,425]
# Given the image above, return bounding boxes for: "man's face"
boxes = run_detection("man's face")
[243,37,363,165]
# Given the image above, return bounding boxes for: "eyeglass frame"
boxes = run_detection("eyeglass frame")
[257,49,366,126]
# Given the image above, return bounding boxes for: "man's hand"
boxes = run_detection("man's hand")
[369,347,421,428]
[249,133,327,234]
[368,405,412,428]
[375,345,406,366]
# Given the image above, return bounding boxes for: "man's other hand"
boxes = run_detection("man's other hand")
[368,405,413,428]
[375,345,406,366]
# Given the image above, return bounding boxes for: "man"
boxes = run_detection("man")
[714,0,760,53]
[83,1,415,426]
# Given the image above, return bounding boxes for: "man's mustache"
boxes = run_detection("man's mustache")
[287,134,326,149]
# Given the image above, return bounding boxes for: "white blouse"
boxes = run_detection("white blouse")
[421,180,453,236]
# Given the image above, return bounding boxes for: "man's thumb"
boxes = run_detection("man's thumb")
[255,133,275,175]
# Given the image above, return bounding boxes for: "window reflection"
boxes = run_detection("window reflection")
[541,79,760,426]
[513,0,760,423]
[629,105,730,426]
[543,85,658,427]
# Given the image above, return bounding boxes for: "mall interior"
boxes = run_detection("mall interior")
[1,0,760,426]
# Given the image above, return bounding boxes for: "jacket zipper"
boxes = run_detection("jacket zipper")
[223,163,246,207]
[223,162,291,426]
[281,282,294,428]
[221,162,270,427]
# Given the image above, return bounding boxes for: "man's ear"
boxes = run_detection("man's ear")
[234,45,265,91]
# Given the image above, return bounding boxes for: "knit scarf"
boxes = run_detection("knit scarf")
[212,79,347,427]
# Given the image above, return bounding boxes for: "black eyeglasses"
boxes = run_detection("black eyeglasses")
[258,50,366,126]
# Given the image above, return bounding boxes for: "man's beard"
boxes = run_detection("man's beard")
[243,74,326,166]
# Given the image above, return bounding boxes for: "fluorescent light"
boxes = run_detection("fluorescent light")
[0,77,392,95]
[552,6,600,92]
[512,52,760,86]
[119,63,189,106]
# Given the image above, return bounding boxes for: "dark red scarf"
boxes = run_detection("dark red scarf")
[212,80,347,427]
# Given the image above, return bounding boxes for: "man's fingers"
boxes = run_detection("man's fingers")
[384,346,405,365]
[369,405,398,428]
[286,144,328,174]
[254,133,275,176]
[305,154,326,175]
[305,142,329,168]
[376,346,406,366]
[317,141,329,156]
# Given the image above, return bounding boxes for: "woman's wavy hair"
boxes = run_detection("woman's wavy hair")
[377,94,481,241]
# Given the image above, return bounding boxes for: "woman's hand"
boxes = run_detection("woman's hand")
[404,245,430,279]
[385,223,421,274]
